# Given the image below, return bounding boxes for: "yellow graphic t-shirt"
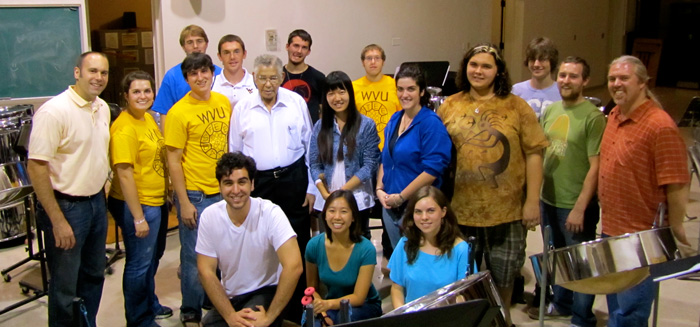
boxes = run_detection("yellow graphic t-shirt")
[438,92,548,227]
[110,112,167,206]
[353,75,401,150]
[164,91,231,194]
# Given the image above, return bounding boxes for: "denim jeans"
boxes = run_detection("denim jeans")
[313,302,382,326]
[540,201,599,327]
[604,232,656,327]
[175,190,222,319]
[202,285,282,327]
[108,197,166,327]
[37,191,107,327]
[381,207,404,251]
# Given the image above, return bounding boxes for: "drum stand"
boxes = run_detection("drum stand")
[0,195,49,316]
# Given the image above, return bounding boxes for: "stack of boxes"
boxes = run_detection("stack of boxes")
[96,29,155,105]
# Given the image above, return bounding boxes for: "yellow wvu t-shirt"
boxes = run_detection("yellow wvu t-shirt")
[353,75,401,150]
[164,91,231,194]
[110,112,167,206]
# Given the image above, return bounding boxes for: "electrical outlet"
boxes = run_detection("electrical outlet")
[266,29,277,51]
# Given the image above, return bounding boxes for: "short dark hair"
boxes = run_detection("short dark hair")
[179,25,208,46]
[321,190,363,243]
[559,56,591,80]
[181,53,215,79]
[360,44,386,61]
[218,34,246,54]
[121,70,155,98]
[524,37,558,70]
[76,51,107,69]
[457,43,512,97]
[395,64,430,107]
[215,152,257,182]
[287,29,312,48]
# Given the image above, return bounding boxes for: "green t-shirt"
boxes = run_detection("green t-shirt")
[540,100,606,208]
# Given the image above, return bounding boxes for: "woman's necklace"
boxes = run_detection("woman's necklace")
[472,93,496,114]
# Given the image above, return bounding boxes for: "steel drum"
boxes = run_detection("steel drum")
[530,227,681,294]
[0,199,29,243]
[426,86,447,112]
[0,105,33,163]
[0,161,33,209]
[385,271,507,327]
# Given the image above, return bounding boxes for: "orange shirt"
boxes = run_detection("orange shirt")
[599,100,689,236]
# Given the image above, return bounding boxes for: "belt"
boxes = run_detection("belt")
[204,192,220,198]
[257,156,305,179]
[54,190,102,202]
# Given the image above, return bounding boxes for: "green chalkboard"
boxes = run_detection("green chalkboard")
[0,7,82,99]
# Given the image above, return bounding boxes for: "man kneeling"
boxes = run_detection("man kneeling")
[197,152,303,327]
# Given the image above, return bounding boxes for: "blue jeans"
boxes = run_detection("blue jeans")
[381,207,404,251]
[37,191,107,327]
[540,201,599,327]
[603,232,656,327]
[175,190,222,319]
[312,302,382,326]
[108,197,166,327]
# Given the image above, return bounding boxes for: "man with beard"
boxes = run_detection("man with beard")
[529,57,605,327]
[599,55,690,327]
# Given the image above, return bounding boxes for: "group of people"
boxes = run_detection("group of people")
[25,21,689,327]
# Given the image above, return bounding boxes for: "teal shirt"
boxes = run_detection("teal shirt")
[305,234,381,307]
[388,237,471,303]
[540,100,606,208]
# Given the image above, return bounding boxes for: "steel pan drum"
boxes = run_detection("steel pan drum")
[0,161,33,209]
[385,271,507,327]
[530,227,681,294]
[0,200,28,243]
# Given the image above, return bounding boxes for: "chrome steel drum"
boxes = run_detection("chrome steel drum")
[385,271,507,326]
[530,227,681,294]
[0,199,28,243]
[0,105,33,163]
[0,161,33,209]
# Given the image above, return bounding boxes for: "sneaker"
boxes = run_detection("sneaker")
[527,303,571,320]
[155,306,173,319]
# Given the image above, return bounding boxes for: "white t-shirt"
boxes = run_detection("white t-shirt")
[196,197,297,297]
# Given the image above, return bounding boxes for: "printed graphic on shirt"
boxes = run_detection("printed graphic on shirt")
[450,110,510,188]
[545,115,569,157]
[201,121,229,159]
[145,128,167,177]
[358,91,392,135]
[283,79,311,103]
[527,98,554,118]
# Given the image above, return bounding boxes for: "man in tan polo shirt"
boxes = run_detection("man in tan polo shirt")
[27,51,111,327]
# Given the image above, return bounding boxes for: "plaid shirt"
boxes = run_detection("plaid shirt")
[599,100,689,236]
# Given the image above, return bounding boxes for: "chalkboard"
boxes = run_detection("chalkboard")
[0,7,82,99]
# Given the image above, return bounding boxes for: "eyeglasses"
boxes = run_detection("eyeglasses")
[364,56,383,62]
[256,75,281,84]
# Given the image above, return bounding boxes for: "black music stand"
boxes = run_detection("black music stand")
[335,299,498,327]
[396,61,451,87]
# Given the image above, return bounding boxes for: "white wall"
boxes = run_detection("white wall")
[151,0,493,85]
[503,0,626,88]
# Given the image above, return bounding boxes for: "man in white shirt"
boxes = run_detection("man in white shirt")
[27,51,110,327]
[212,34,256,108]
[197,152,302,327]
[229,54,314,324]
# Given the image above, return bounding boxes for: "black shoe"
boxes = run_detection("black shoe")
[180,312,201,324]
[155,306,173,319]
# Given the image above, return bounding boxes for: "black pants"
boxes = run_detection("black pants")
[252,157,310,324]
[202,286,282,327]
